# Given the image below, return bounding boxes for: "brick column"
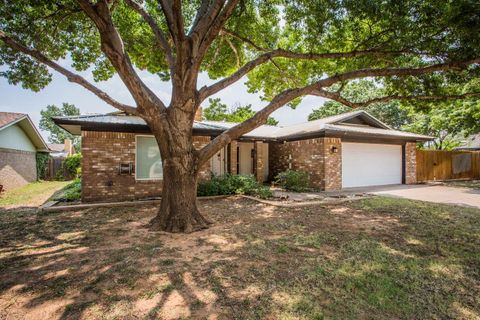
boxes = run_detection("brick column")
[405,142,417,184]
[323,137,342,191]
[254,141,264,182]
[229,141,238,175]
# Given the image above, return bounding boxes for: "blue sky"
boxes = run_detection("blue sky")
[0,64,325,141]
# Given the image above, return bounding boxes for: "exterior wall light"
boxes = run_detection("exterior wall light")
[331,146,338,153]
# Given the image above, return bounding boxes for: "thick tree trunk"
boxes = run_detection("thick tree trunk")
[147,95,211,233]
[149,154,211,232]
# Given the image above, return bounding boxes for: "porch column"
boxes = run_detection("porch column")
[323,137,342,191]
[229,141,238,175]
[405,142,417,184]
[254,141,264,182]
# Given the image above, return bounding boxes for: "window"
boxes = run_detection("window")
[136,135,163,180]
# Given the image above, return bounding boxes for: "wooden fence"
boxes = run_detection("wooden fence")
[45,157,65,180]
[416,150,480,182]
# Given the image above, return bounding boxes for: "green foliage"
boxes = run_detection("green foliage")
[307,80,480,150]
[203,98,279,126]
[308,81,411,129]
[197,174,272,199]
[35,152,49,180]
[39,103,81,150]
[57,178,81,202]
[275,170,310,192]
[63,153,82,178]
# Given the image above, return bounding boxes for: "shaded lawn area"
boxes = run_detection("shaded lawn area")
[0,197,479,319]
[0,181,70,208]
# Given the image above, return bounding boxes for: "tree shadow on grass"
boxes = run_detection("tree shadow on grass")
[0,197,479,319]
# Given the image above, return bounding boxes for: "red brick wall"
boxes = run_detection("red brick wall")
[254,141,265,182]
[81,131,211,202]
[405,142,417,184]
[269,138,333,190]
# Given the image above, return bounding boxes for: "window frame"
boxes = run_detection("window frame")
[135,134,163,181]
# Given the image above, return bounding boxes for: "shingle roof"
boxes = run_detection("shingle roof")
[53,110,433,142]
[0,112,26,130]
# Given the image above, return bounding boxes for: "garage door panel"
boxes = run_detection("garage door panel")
[342,142,402,188]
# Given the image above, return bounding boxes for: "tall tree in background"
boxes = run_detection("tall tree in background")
[40,103,81,150]
[203,98,278,125]
[1,1,480,232]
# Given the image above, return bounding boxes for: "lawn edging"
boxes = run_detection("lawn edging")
[239,194,373,207]
[39,195,229,213]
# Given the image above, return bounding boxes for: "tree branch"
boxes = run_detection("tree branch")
[312,89,480,108]
[76,0,167,112]
[158,0,185,44]
[220,28,265,51]
[197,57,480,163]
[198,48,427,102]
[124,0,174,69]
[197,0,240,54]
[0,29,139,115]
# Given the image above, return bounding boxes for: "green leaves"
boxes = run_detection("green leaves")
[203,98,279,125]
[39,103,81,149]
[0,0,479,113]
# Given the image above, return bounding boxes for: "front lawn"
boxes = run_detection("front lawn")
[0,197,478,319]
[0,180,69,207]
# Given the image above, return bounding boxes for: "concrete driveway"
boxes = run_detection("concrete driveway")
[346,184,480,209]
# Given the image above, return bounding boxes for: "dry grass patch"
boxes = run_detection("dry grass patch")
[0,196,479,319]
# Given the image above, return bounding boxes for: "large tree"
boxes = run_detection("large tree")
[1,0,480,232]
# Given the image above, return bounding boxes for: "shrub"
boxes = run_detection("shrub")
[197,174,272,198]
[63,153,82,178]
[56,178,81,202]
[275,170,309,192]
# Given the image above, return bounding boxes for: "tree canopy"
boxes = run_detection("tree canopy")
[1,0,479,114]
[39,103,81,150]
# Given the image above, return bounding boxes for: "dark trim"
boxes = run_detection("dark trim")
[227,143,231,174]
[333,112,390,129]
[54,118,431,143]
[338,136,409,145]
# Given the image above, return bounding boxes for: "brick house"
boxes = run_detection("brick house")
[0,112,49,191]
[54,110,431,202]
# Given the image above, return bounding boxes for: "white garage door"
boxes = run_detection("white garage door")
[342,142,402,188]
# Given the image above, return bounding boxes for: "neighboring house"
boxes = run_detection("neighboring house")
[0,112,49,191]
[454,133,480,151]
[53,109,432,202]
[48,139,76,158]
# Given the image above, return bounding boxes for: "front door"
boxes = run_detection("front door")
[238,142,254,175]
[211,147,226,176]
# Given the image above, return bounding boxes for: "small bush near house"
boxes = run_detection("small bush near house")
[63,153,82,178]
[56,178,81,202]
[275,170,310,192]
[197,174,272,199]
